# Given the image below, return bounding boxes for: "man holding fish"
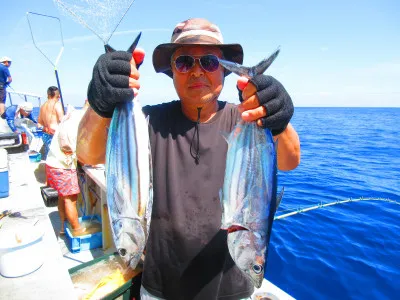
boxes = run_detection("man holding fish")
[77,18,300,300]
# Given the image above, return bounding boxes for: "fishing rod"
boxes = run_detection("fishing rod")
[274,197,399,220]
[26,11,66,114]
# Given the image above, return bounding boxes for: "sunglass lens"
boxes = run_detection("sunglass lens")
[200,55,219,72]
[175,56,194,73]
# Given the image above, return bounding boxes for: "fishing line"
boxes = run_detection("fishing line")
[26,12,66,114]
[275,197,399,220]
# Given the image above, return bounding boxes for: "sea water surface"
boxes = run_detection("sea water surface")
[31,106,399,299]
[268,107,400,299]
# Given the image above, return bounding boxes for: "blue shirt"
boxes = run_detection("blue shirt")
[2,105,37,132]
[0,64,11,86]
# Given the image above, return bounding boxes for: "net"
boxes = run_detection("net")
[53,0,135,44]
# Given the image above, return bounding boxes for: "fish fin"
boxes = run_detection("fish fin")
[276,187,285,209]
[253,47,281,75]
[104,44,116,53]
[218,58,252,78]
[126,32,142,53]
[220,131,230,143]
[227,224,249,233]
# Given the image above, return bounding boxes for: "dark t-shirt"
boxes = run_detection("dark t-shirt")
[141,101,254,300]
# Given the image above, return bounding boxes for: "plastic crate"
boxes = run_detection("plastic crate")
[40,186,58,207]
[65,215,103,253]
[68,252,142,300]
[31,128,43,138]
[28,150,41,162]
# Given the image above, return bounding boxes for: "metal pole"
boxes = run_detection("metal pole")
[54,69,66,114]
[27,12,66,113]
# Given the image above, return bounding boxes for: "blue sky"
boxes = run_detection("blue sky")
[1,0,399,108]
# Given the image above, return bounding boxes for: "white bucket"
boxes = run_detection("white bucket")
[0,226,45,277]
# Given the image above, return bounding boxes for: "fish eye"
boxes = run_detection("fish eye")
[252,264,263,274]
[118,248,127,256]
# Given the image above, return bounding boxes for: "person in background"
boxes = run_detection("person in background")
[1,102,37,134]
[0,56,13,115]
[46,100,89,236]
[77,18,301,299]
[37,86,64,159]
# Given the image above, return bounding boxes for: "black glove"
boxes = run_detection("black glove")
[87,51,134,118]
[238,75,294,136]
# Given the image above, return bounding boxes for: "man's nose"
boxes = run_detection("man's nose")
[190,60,204,76]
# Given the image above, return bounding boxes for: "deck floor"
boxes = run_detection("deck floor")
[30,160,105,270]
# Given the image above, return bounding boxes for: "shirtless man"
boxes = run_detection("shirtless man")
[37,86,64,159]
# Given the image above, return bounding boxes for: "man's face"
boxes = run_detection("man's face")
[20,109,30,117]
[171,46,224,107]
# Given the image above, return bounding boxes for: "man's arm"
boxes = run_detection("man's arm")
[5,68,12,86]
[76,107,111,165]
[7,119,17,132]
[37,107,43,127]
[77,48,144,165]
[274,123,300,171]
[27,113,37,124]
[55,102,64,123]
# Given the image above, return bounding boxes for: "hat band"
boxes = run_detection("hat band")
[172,29,223,44]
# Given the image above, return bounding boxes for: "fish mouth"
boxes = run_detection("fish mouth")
[227,224,249,233]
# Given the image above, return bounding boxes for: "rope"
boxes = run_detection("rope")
[275,197,399,220]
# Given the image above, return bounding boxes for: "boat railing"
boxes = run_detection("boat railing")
[7,91,43,107]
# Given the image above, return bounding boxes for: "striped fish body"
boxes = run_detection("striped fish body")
[106,99,153,269]
[220,121,277,288]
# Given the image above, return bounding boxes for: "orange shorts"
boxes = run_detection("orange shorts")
[46,165,80,196]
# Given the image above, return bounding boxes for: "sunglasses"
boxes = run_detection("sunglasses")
[173,54,220,73]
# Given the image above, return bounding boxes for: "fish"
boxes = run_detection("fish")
[219,47,283,288]
[220,121,281,288]
[106,99,153,270]
[105,32,153,270]
[218,47,280,79]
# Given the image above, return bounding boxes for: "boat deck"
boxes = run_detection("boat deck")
[0,152,77,299]
[0,150,295,300]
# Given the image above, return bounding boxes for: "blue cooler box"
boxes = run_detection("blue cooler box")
[0,169,9,198]
[0,149,8,198]
[65,215,103,253]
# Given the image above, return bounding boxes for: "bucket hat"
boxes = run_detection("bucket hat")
[20,102,33,113]
[0,56,12,63]
[153,18,243,78]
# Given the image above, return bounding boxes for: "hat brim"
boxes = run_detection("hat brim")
[152,43,243,78]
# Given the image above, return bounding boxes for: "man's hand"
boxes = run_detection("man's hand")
[237,75,294,136]
[87,48,145,118]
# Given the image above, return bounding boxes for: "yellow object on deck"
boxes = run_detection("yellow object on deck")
[83,269,126,300]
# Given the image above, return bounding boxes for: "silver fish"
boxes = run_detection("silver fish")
[218,47,280,79]
[219,47,283,287]
[106,99,153,270]
[220,122,281,288]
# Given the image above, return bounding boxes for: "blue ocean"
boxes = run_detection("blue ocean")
[31,106,399,299]
[269,107,400,299]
